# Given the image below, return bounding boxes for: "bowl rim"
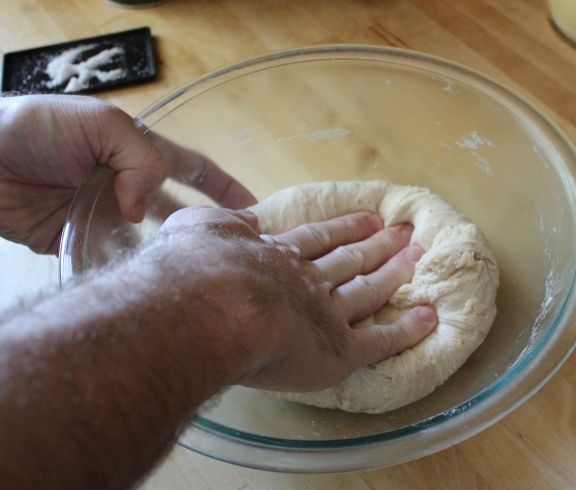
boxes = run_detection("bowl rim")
[60,44,576,472]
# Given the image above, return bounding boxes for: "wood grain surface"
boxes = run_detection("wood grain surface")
[1,1,575,489]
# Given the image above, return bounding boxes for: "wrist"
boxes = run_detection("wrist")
[113,236,275,388]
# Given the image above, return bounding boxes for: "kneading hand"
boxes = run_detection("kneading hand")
[0,95,255,254]
[0,204,436,489]
[153,206,437,392]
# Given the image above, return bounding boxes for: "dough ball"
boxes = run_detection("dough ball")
[252,181,499,413]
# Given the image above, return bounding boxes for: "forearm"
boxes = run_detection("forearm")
[0,247,256,489]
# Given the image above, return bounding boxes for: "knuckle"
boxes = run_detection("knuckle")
[320,280,334,294]
[394,317,416,347]
[374,327,394,358]
[279,244,301,264]
[161,207,194,227]
[260,234,283,247]
[349,211,379,230]
[335,245,365,270]
[387,258,412,285]
[95,102,126,127]
[352,275,382,309]
[259,233,275,244]
[98,100,124,117]
[379,238,399,261]
[387,264,405,285]
[305,262,326,282]
[302,225,331,250]
[259,241,304,275]
[93,102,134,136]
[288,244,302,257]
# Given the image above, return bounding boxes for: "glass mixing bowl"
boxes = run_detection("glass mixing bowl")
[60,46,576,472]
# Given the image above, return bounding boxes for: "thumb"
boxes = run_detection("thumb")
[99,110,166,223]
[351,306,437,367]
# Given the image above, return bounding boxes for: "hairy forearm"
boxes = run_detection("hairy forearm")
[0,244,259,489]
[0,204,427,489]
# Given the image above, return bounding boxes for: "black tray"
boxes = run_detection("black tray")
[1,27,157,95]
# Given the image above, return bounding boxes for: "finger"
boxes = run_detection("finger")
[351,306,437,366]
[314,224,412,287]
[272,212,383,261]
[77,180,142,262]
[95,109,167,223]
[150,133,257,208]
[333,245,424,323]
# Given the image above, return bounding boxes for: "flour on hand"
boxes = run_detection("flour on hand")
[252,181,499,414]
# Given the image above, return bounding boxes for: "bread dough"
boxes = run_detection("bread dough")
[252,181,499,413]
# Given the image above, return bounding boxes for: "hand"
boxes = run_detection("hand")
[0,95,255,254]
[154,207,437,392]
[0,205,435,488]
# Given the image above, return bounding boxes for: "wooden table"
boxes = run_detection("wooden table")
[1,1,575,488]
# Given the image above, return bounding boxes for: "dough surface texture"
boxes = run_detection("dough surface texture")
[253,181,499,414]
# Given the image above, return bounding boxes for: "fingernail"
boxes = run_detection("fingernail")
[399,224,414,241]
[405,244,424,262]
[417,305,437,324]
[361,212,383,230]
[130,198,147,223]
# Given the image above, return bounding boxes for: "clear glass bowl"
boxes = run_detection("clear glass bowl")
[60,46,576,472]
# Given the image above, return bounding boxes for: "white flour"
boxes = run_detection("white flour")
[45,44,125,92]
